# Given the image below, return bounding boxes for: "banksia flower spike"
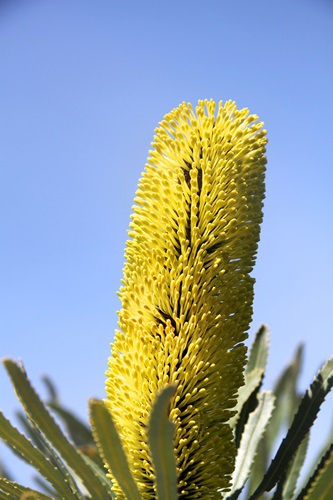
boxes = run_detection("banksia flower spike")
[105,99,267,498]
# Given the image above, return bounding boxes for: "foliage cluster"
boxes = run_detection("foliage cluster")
[0,326,333,499]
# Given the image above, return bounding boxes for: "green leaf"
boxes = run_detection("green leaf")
[229,368,264,430]
[46,401,104,467]
[15,411,82,496]
[41,377,94,450]
[300,414,333,494]
[227,391,275,499]
[80,452,115,496]
[230,325,269,441]
[3,359,112,500]
[21,493,49,500]
[47,402,94,448]
[249,356,333,499]
[268,344,304,446]
[247,344,304,497]
[297,442,333,499]
[273,433,309,499]
[0,478,53,500]
[32,476,57,498]
[233,368,264,446]
[89,398,141,500]
[41,376,59,403]
[147,385,178,500]
[0,411,77,499]
[0,460,13,481]
[246,324,270,375]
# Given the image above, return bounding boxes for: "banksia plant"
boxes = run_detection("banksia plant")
[105,99,267,497]
[1,100,333,500]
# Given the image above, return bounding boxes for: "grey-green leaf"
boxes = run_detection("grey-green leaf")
[230,325,269,442]
[249,356,333,499]
[246,324,270,375]
[15,410,82,496]
[297,442,333,499]
[227,391,275,499]
[0,411,77,499]
[3,359,111,500]
[0,478,53,500]
[268,344,304,448]
[148,385,178,500]
[229,368,264,431]
[89,398,140,500]
[275,432,309,499]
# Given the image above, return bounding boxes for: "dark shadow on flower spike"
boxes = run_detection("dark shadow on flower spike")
[155,308,178,334]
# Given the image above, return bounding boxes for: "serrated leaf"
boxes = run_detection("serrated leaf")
[229,368,264,431]
[268,344,304,447]
[230,325,269,442]
[46,400,103,468]
[233,368,265,447]
[0,478,52,500]
[81,452,115,496]
[3,359,111,500]
[32,476,57,498]
[300,413,333,493]
[273,432,309,499]
[15,411,81,496]
[247,344,304,497]
[41,374,93,449]
[226,391,275,499]
[47,402,94,448]
[20,493,48,500]
[297,442,333,499]
[147,385,178,500]
[0,411,77,499]
[249,356,333,499]
[41,375,59,403]
[0,460,13,481]
[89,399,140,500]
[246,325,270,375]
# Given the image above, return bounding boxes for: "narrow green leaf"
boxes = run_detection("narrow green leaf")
[0,411,77,499]
[227,391,275,499]
[89,398,141,500]
[268,344,304,444]
[273,433,309,499]
[0,460,13,481]
[230,325,269,441]
[3,359,112,500]
[0,478,52,500]
[246,325,270,375]
[47,403,94,448]
[20,493,48,500]
[15,411,82,496]
[41,375,59,403]
[248,344,304,497]
[297,442,333,499]
[301,414,333,493]
[233,368,265,447]
[41,374,93,448]
[32,477,57,498]
[249,356,333,499]
[148,385,178,500]
[229,368,264,431]
[81,452,115,497]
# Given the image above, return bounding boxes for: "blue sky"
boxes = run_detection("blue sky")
[1,0,332,488]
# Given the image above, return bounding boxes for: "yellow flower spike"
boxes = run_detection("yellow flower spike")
[105,99,267,498]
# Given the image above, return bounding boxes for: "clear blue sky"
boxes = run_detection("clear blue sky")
[1,0,332,488]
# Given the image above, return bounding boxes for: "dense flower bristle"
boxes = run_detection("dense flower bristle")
[105,99,267,498]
